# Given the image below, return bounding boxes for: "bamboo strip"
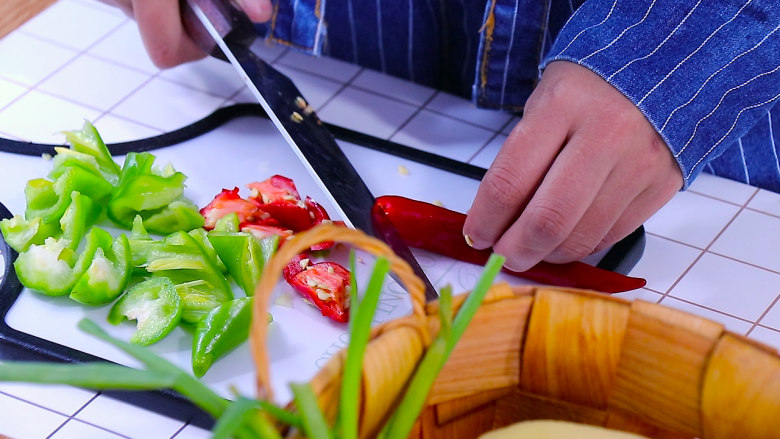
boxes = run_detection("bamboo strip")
[435,387,514,425]
[701,334,780,439]
[421,402,496,439]
[490,389,607,429]
[520,288,630,408]
[427,292,532,404]
[609,301,722,436]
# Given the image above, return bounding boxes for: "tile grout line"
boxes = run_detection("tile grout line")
[313,66,366,115]
[386,90,443,141]
[464,111,518,164]
[746,293,780,336]
[655,189,756,304]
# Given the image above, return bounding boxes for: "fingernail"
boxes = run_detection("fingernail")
[464,234,474,247]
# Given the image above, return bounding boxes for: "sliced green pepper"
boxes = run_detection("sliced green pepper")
[13,192,98,296]
[108,152,202,234]
[69,230,131,305]
[213,212,240,233]
[208,232,277,296]
[0,215,60,253]
[138,231,233,323]
[188,228,227,274]
[108,277,182,345]
[62,120,121,184]
[192,297,254,378]
[25,167,111,224]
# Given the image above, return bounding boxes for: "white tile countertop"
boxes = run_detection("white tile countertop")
[1,1,780,438]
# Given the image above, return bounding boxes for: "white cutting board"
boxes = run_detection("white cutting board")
[0,114,524,405]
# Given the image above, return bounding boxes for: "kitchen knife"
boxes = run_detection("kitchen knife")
[181,0,440,300]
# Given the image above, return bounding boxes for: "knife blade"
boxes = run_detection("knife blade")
[182,0,439,301]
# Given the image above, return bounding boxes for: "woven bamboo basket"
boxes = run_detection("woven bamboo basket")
[250,224,780,439]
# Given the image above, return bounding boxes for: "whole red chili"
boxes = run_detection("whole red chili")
[372,196,646,293]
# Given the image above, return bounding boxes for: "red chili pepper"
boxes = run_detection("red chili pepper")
[199,187,265,230]
[372,195,646,293]
[247,175,313,232]
[287,261,350,323]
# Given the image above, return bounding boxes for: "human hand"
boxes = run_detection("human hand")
[463,61,683,272]
[99,0,272,68]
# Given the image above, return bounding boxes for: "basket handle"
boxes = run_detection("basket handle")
[250,223,429,400]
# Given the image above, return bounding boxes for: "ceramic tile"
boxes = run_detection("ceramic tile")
[111,77,225,132]
[173,424,212,439]
[747,188,780,218]
[88,21,159,74]
[276,50,361,83]
[611,288,663,303]
[273,64,343,110]
[318,87,417,139]
[352,69,436,106]
[643,191,740,249]
[0,392,67,438]
[38,54,150,111]
[748,326,780,351]
[658,296,754,334]
[92,114,164,143]
[70,0,127,17]
[0,90,101,143]
[0,77,27,109]
[687,172,758,205]
[0,382,94,415]
[470,134,506,168]
[76,395,185,439]
[19,0,125,51]
[158,57,245,99]
[0,32,77,86]
[49,419,127,439]
[668,252,780,322]
[629,235,701,293]
[710,209,780,273]
[425,92,512,131]
[758,297,780,330]
[390,110,495,161]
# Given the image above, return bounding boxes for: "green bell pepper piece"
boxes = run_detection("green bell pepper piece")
[137,231,232,323]
[107,152,185,228]
[188,228,227,273]
[25,167,111,224]
[62,120,120,184]
[191,297,253,378]
[207,232,277,296]
[108,277,182,345]
[13,191,98,295]
[0,215,60,253]
[141,199,205,235]
[69,230,131,305]
[213,212,240,233]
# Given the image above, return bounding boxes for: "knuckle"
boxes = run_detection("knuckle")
[481,165,525,211]
[550,238,596,263]
[522,202,572,249]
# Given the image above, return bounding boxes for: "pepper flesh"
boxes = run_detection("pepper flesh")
[191,296,254,378]
[287,261,351,323]
[108,277,182,345]
[247,175,312,232]
[372,195,647,293]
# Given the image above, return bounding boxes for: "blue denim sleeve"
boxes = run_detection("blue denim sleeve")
[539,0,780,188]
[257,0,327,54]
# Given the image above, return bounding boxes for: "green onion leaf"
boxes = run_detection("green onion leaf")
[290,382,332,439]
[0,362,176,390]
[339,255,390,439]
[379,253,505,439]
[77,318,228,418]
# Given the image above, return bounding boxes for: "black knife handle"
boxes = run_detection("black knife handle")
[181,0,256,60]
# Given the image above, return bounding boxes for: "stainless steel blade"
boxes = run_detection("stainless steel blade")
[185,0,439,300]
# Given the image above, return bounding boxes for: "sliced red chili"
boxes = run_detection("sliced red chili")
[247,175,313,231]
[287,261,350,323]
[199,187,264,230]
